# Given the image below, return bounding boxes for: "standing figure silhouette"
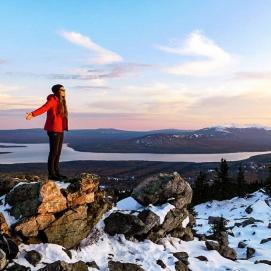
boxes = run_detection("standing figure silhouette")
[26,84,68,180]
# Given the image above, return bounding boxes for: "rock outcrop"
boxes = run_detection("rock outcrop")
[104,171,195,243]
[1,173,112,249]
[131,172,193,209]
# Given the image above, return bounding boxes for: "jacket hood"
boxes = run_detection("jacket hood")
[47,94,59,101]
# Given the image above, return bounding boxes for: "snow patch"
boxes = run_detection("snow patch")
[116,196,143,211]
[146,203,175,224]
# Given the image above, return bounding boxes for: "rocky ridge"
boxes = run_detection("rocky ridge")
[0,171,270,270]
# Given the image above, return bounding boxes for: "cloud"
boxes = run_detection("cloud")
[232,71,271,80]
[83,82,197,115]
[155,30,234,76]
[0,59,6,64]
[0,84,42,110]
[5,62,152,83]
[59,30,123,65]
[71,85,110,90]
[185,86,271,123]
[90,63,153,78]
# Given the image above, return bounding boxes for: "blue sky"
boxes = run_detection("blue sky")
[1,0,271,130]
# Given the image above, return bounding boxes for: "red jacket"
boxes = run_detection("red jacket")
[31,94,68,132]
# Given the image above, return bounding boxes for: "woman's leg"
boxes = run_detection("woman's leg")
[54,132,64,175]
[47,131,61,176]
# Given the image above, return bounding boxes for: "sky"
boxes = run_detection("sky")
[1,0,271,131]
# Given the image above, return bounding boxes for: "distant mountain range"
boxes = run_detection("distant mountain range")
[1,126,271,153]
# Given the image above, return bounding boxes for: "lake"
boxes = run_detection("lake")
[0,142,270,164]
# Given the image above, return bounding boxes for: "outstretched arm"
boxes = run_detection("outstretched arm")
[31,98,53,117]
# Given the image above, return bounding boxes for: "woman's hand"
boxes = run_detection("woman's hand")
[26,112,33,120]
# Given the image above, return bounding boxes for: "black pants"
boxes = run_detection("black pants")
[47,131,64,175]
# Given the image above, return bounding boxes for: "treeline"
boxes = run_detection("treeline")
[191,158,271,206]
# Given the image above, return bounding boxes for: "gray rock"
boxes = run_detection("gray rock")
[181,227,194,241]
[216,231,229,246]
[173,251,189,265]
[205,240,220,251]
[260,237,271,244]
[173,251,188,261]
[86,261,100,270]
[25,250,42,267]
[0,248,7,270]
[162,208,189,233]
[0,176,25,196]
[195,255,208,261]
[241,217,264,227]
[0,235,18,260]
[156,259,166,269]
[255,259,271,266]
[131,172,192,209]
[5,182,41,219]
[175,260,188,271]
[219,245,237,261]
[104,212,147,238]
[44,206,90,249]
[37,260,88,271]
[108,260,144,271]
[137,209,160,232]
[208,216,227,225]
[6,263,31,271]
[245,205,253,214]
[145,208,193,243]
[238,241,247,248]
[246,247,255,259]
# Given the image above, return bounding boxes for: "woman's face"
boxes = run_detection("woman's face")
[59,86,65,97]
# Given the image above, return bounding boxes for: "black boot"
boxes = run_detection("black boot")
[48,172,62,181]
[55,171,68,179]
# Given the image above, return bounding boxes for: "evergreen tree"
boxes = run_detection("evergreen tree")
[237,165,246,197]
[193,171,209,204]
[265,164,271,194]
[214,158,231,199]
[210,215,227,236]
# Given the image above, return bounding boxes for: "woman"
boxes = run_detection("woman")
[25,84,68,180]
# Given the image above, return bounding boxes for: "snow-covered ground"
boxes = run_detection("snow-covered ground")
[5,189,271,271]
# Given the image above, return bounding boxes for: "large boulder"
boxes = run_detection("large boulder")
[146,208,191,243]
[44,205,90,249]
[5,181,67,219]
[3,172,111,249]
[161,208,189,233]
[0,234,19,261]
[14,214,56,237]
[131,172,192,209]
[104,212,147,238]
[137,209,160,233]
[205,240,237,261]
[5,182,41,219]
[65,173,98,208]
[104,172,195,243]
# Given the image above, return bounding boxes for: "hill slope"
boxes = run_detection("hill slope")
[4,186,271,270]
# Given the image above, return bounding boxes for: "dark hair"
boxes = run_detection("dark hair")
[51,84,64,94]
[51,84,68,118]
